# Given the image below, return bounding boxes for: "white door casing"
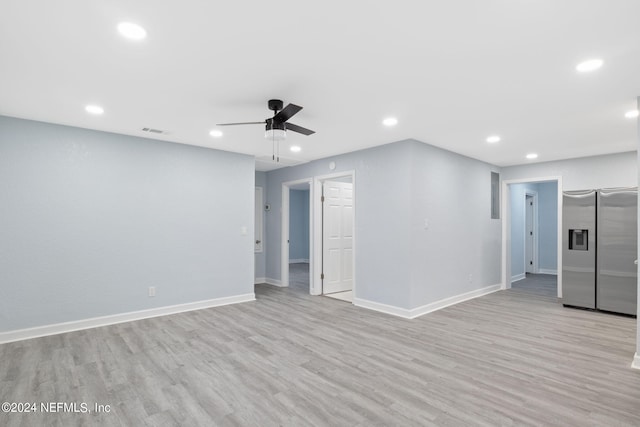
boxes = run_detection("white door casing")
[255,187,263,252]
[526,195,534,273]
[322,181,353,294]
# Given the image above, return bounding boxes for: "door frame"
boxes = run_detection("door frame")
[313,171,356,298]
[524,190,539,274]
[255,186,264,253]
[501,176,563,297]
[280,170,356,297]
[281,178,313,291]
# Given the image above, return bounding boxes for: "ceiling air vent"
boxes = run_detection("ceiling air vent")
[141,127,167,135]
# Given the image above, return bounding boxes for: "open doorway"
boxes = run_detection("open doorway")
[281,171,356,302]
[502,177,562,299]
[281,178,313,293]
[288,182,311,293]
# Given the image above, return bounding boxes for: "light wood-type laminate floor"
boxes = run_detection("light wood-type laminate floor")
[1,281,639,426]
[511,273,558,298]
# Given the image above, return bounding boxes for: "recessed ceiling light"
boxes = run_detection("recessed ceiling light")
[625,110,639,119]
[117,22,147,40]
[85,105,104,115]
[290,145,301,153]
[382,117,398,127]
[526,153,538,160]
[209,130,223,138]
[576,58,603,73]
[486,135,501,144]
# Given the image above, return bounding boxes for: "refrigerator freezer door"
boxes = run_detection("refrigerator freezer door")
[597,188,638,315]
[562,190,597,309]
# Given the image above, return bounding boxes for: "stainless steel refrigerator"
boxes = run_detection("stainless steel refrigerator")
[562,187,637,316]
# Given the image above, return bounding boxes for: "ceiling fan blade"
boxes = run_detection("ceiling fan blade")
[216,121,265,126]
[285,122,315,136]
[273,103,302,123]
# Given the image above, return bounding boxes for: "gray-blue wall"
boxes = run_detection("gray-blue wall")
[264,139,502,310]
[409,141,502,305]
[0,116,255,332]
[255,171,267,280]
[502,152,636,190]
[289,190,310,261]
[265,140,413,308]
[537,182,558,272]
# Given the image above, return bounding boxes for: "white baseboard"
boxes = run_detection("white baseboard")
[0,293,255,345]
[254,277,266,284]
[289,259,309,264]
[538,269,557,275]
[511,273,526,283]
[408,284,502,319]
[264,278,287,287]
[632,353,640,370]
[353,298,412,318]
[354,284,502,320]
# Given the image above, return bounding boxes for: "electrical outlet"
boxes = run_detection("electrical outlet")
[468,274,473,283]
[148,286,156,297]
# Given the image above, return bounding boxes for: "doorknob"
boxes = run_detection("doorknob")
[255,240,261,244]
[635,260,638,265]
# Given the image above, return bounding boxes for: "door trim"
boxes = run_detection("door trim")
[525,190,539,274]
[255,186,264,253]
[313,171,356,298]
[501,176,563,298]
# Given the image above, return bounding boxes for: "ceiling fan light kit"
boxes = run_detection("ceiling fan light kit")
[265,128,286,141]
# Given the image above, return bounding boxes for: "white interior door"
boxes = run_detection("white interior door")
[322,181,353,294]
[525,195,534,273]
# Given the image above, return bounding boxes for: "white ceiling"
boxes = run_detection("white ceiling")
[1,1,639,172]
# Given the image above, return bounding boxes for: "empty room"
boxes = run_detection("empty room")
[1,1,640,426]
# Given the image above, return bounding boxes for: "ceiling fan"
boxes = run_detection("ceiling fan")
[216,99,315,162]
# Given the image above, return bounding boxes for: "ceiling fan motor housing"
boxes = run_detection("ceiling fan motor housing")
[268,99,284,112]
[265,118,285,131]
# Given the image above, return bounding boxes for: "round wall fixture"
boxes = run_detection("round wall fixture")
[329,161,336,170]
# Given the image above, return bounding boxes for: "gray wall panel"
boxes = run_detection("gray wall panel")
[254,171,267,279]
[0,116,254,332]
[289,190,310,261]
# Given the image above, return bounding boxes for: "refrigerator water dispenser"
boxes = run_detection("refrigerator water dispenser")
[569,229,588,251]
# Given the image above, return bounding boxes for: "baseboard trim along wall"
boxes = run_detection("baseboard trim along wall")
[632,353,640,370]
[354,284,502,320]
[352,298,413,318]
[289,259,309,264]
[511,273,526,282]
[538,268,558,275]
[264,278,287,287]
[254,277,266,285]
[0,293,256,344]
